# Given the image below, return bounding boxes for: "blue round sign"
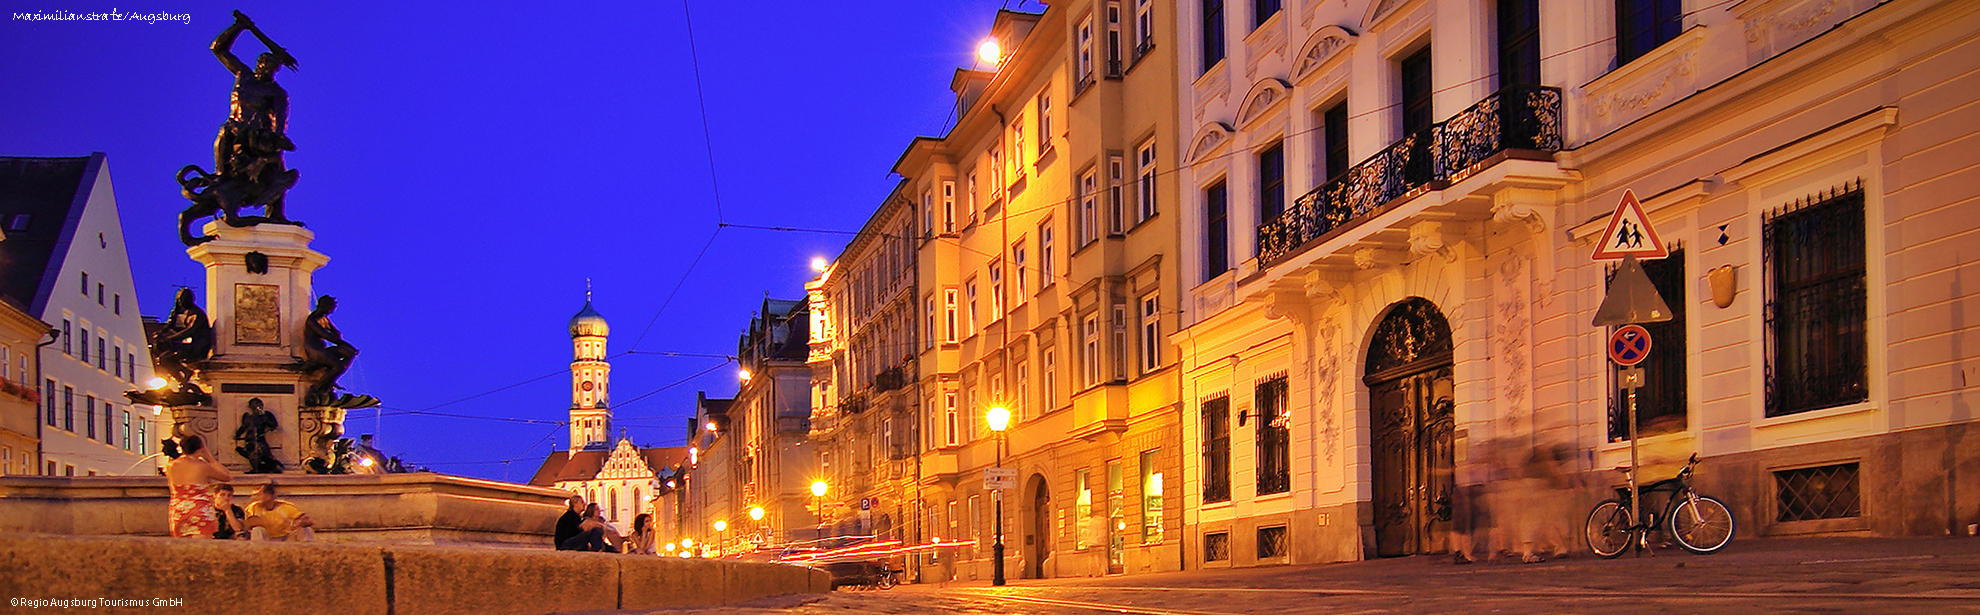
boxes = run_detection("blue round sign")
[1609,324,1652,366]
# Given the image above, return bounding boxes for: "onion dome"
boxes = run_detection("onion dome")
[570,297,608,338]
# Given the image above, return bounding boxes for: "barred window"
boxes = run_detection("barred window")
[1256,525,1287,559]
[1609,248,1687,440]
[1203,531,1230,562]
[1254,375,1290,495]
[1201,396,1232,503]
[1764,184,1868,417]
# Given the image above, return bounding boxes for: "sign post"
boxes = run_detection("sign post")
[1591,190,1674,556]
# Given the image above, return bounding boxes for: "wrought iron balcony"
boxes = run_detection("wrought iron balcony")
[1257,85,1562,265]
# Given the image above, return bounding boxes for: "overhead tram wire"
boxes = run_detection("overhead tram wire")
[681,0,726,225]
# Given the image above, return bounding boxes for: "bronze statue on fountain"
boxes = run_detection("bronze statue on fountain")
[301,296,378,409]
[126,288,215,407]
[234,397,283,473]
[177,10,303,246]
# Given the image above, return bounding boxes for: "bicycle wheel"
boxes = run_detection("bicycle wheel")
[1585,499,1633,559]
[1670,495,1734,554]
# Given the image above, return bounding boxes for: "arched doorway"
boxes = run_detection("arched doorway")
[1026,474,1051,578]
[1364,297,1456,557]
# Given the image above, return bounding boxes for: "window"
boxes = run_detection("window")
[138,420,148,455]
[79,328,88,364]
[1037,95,1052,151]
[1075,469,1094,550]
[1100,155,1123,235]
[1255,376,1290,495]
[1201,0,1225,74]
[1321,101,1349,181]
[102,401,114,444]
[85,395,96,439]
[1608,249,1687,440]
[1111,302,1128,381]
[1107,460,1126,569]
[1078,169,1099,246]
[113,346,122,378]
[1012,115,1027,167]
[1040,220,1057,286]
[1135,0,1155,56]
[1776,463,1861,521]
[1106,1,1124,76]
[61,320,71,355]
[1399,46,1435,185]
[5,214,27,232]
[1498,0,1541,88]
[1765,185,1868,416]
[1013,242,1029,298]
[966,174,978,228]
[944,392,959,446]
[925,296,937,349]
[113,293,121,315]
[1616,0,1681,66]
[970,494,983,541]
[63,386,73,431]
[1253,0,1279,28]
[965,278,979,336]
[989,261,1005,317]
[96,283,104,306]
[1257,525,1288,558]
[96,337,105,370]
[989,144,1004,205]
[1258,142,1286,233]
[80,272,88,295]
[944,289,959,343]
[942,181,957,233]
[923,190,934,237]
[1201,396,1231,503]
[1044,348,1058,410]
[1082,315,1101,387]
[126,353,135,384]
[1077,15,1095,86]
[1140,295,1161,372]
[1204,531,1231,562]
[1139,449,1163,543]
[1136,141,1157,222]
[1015,361,1031,419]
[44,380,55,426]
[1204,182,1230,280]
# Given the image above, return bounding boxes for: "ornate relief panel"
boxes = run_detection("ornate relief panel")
[1193,64,1232,123]
[1580,28,1707,139]
[1490,257,1532,431]
[1292,26,1357,86]
[1736,0,1878,65]
[1236,79,1293,130]
[1187,122,1236,165]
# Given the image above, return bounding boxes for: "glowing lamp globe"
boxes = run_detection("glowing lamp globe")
[986,406,1011,432]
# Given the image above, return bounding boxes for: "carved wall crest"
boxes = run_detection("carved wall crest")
[1491,258,1531,429]
[1594,51,1698,119]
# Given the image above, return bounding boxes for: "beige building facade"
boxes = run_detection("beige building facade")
[0,298,52,475]
[1171,0,1980,570]
[887,0,1185,582]
[682,299,818,553]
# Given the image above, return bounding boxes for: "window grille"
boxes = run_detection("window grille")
[1254,375,1290,495]
[1204,531,1230,561]
[1764,183,1867,417]
[1775,462,1861,522]
[1256,525,1287,559]
[1201,396,1232,503]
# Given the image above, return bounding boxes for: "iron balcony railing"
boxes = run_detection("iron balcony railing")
[1257,84,1563,265]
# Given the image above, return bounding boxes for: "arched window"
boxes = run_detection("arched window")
[609,488,619,521]
[633,488,643,515]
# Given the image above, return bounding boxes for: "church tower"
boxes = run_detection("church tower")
[569,292,611,453]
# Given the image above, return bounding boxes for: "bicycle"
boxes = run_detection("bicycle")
[1584,453,1735,558]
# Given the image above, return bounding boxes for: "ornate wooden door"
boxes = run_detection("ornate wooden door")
[1365,298,1456,557]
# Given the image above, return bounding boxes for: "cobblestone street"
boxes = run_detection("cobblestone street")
[623,538,1980,615]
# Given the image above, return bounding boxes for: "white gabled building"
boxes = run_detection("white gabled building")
[0,153,160,476]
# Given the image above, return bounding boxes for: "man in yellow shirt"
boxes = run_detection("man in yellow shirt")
[244,480,316,542]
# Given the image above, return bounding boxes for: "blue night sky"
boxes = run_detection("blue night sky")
[1,0,1027,480]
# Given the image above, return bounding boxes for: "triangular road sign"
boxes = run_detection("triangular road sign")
[1591,189,1669,261]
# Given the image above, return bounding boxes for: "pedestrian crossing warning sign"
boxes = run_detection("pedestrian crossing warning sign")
[1591,189,1669,261]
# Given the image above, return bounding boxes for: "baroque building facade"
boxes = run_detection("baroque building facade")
[806,182,920,545]
[884,0,1185,581]
[0,154,160,477]
[1170,0,1980,569]
[682,298,817,553]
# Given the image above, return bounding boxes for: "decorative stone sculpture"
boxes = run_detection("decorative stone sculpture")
[126,288,215,407]
[301,295,365,407]
[234,397,283,473]
[177,10,302,246]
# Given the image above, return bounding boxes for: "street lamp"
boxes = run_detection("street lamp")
[978,38,1002,66]
[811,481,830,540]
[713,520,727,532]
[749,506,765,521]
[986,405,1011,586]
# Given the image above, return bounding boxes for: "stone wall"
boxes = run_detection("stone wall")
[0,473,570,547]
[0,534,830,615]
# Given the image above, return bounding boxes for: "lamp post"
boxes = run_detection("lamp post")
[811,480,830,540]
[986,405,1010,586]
